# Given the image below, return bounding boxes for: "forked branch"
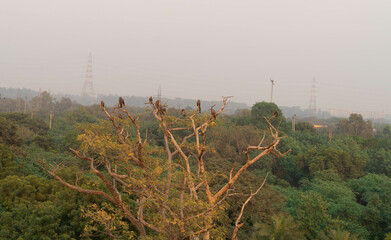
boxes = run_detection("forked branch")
[232,172,269,240]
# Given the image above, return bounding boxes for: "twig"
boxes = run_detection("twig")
[232,173,269,240]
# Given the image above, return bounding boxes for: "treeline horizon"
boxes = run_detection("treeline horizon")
[0,96,391,239]
[1,86,390,123]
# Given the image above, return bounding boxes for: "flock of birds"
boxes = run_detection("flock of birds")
[99,96,218,120]
[100,97,278,120]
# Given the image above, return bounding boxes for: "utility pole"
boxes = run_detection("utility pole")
[38,88,42,109]
[49,108,53,129]
[24,97,27,114]
[314,124,332,142]
[270,78,275,103]
[329,128,332,143]
[292,114,296,132]
[16,89,21,112]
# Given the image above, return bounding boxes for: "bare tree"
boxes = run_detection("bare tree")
[37,97,289,240]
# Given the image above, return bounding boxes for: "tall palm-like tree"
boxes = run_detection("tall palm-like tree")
[251,213,306,240]
[320,229,361,240]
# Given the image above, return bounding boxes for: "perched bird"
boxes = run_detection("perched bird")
[155,99,165,115]
[119,97,125,108]
[100,100,105,109]
[210,107,217,120]
[181,109,186,117]
[274,109,278,119]
[197,99,201,113]
[149,96,153,104]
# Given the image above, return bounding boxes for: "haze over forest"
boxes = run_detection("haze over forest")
[4,2,391,239]
[1,0,390,113]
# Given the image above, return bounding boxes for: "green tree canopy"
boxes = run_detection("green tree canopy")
[337,114,373,138]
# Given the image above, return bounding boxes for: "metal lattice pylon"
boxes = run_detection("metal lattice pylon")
[309,78,317,114]
[81,53,96,102]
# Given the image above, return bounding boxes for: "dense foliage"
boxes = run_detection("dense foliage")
[1,98,391,239]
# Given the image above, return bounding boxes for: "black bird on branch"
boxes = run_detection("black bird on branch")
[100,100,105,109]
[181,109,186,117]
[197,100,201,113]
[155,99,161,110]
[274,109,278,119]
[149,96,153,104]
[155,100,165,115]
[210,106,217,120]
[119,97,125,108]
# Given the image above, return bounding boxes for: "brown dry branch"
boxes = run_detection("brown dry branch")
[38,97,289,240]
[232,172,269,240]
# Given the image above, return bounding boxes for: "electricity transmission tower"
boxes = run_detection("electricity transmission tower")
[309,78,317,114]
[81,53,96,104]
[157,85,162,101]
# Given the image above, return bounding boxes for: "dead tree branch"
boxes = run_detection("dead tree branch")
[232,173,269,240]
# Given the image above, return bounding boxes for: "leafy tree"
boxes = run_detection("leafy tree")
[303,179,368,237]
[38,98,289,239]
[0,113,49,136]
[349,174,391,240]
[251,213,306,240]
[50,108,98,152]
[0,175,61,208]
[295,122,316,134]
[0,187,87,240]
[231,102,288,132]
[337,114,373,138]
[0,202,76,240]
[319,228,361,240]
[296,144,366,180]
[53,97,79,114]
[31,135,56,151]
[365,148,391,177]
[208,123,263,163]
[251,101,288,131]
[0,144,24,179]
[376,125,391,139]
[81,202,136,239]
[312,169,342,182]
[230,109,253,126]
[294,192,337,239]
[0,167,90,239]
[0,117,23,147]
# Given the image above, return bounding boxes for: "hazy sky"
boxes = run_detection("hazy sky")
[1,0,390,113]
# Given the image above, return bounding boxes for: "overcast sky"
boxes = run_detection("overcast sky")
[1,0,390,113]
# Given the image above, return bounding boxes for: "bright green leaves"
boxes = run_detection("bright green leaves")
[77,120,135,164]
[296,145,366,180]
[0,144,24,180]
[252,213,306,240]
[82,202,136,239]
